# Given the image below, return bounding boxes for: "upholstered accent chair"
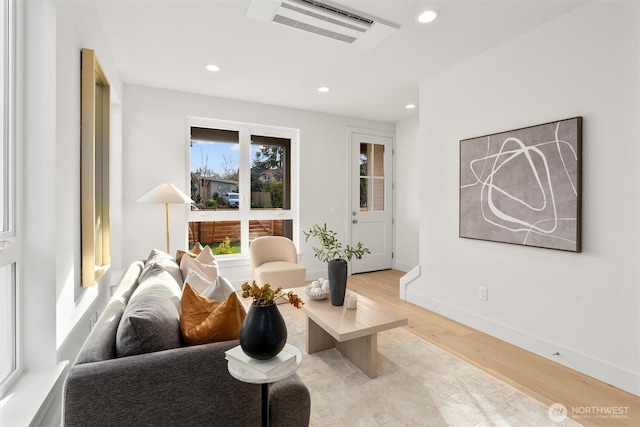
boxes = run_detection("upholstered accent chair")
[250,236,306,288]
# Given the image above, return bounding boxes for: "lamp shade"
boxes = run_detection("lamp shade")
[137,183,193,204]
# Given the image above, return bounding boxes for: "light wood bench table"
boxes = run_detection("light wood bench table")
[291,287,408,378]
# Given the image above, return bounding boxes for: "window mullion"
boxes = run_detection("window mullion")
[238,126,252,255]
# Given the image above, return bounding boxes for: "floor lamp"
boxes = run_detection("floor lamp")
[137,183,194,254]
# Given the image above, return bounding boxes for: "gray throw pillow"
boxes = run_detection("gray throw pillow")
[116,268,182,357]
[143,248,183,286]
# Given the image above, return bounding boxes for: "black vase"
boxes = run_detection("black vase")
[328,259,348,306]
[239,302,287,360]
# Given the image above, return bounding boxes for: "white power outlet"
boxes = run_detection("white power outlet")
[89,311,98,331]
[479,286,488,301]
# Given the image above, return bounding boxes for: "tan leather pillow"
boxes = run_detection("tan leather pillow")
[180,284,246,345]
[175,242,204,264]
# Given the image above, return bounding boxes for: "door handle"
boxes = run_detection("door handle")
[352,219,358,224]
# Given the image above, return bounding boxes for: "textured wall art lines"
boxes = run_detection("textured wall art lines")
[459,117,582,252]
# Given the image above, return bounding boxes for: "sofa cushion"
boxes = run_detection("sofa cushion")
[75,261,145,364]
[254,261,307,288]
[142,248,183,286]
[116,268,182,357]
[180,284,246,345]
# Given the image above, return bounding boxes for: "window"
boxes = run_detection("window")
[0,0,17,391]
[188,119,299,256]
[359,142,385,211]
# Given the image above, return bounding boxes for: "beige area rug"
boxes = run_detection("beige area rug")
[278,303,584,427]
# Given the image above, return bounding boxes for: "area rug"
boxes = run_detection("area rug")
[278,303,583,427]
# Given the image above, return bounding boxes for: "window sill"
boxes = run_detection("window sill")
[0,361,68,426]
[216,255,251,268]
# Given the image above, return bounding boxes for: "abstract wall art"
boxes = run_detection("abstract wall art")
[459,117,582,252]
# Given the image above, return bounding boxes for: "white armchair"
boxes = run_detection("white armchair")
[250,236,306,288]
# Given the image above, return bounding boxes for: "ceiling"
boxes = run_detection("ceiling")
[92,0,586,123]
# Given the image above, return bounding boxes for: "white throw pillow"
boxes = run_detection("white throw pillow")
[183,269,232,302]
[180,251,218,285]
[195,245,216,265]
[183,269,213,294]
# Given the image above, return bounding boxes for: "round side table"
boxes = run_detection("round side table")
[227,343,302,427]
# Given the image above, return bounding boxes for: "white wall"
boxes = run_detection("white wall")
[394,116,420,272]
[122,84,394,284]
[410,1,639,395]
[55,0,124,364]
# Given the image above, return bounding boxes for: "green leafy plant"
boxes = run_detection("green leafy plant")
[241,282,304,308]
[303,223,370,263]
[217,236,232,254]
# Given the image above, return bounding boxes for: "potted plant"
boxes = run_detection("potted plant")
[303,223,370,306]
[239,282,303,360]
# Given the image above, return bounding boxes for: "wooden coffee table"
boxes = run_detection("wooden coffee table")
[293,287,408,378]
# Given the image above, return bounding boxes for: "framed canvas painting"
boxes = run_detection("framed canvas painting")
[459,117,582,252]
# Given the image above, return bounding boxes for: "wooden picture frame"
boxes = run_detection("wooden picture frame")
[81,48,111,286]
[459,117,582,252]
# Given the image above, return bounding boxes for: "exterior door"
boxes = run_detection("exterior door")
[350,132,393,274]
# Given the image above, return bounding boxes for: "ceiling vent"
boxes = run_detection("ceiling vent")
[246,0,399,50]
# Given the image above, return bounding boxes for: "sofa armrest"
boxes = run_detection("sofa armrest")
[64,340,310,427]
[269,373,311,427]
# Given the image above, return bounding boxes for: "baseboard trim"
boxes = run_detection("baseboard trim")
[399,265,420,300]
[406,289,640,397]
[393,261,414,273]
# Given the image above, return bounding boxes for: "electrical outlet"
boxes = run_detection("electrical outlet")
[479,286,488,301]
[89,311,98,331]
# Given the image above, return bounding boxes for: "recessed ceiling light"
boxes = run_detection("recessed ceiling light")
[417,9,439,24]
[205,64,221,72]
[317,86,330,93]
[405,104,417,109]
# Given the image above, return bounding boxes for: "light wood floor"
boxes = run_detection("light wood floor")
[346,270,639,427]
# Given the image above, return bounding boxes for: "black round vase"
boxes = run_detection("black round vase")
[239,302,287,360]
[328,259,348,306]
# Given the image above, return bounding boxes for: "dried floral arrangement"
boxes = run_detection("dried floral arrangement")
[241,282,304,309]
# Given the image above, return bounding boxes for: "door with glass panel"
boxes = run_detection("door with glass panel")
[350,132,393,274]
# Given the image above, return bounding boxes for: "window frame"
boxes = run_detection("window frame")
[186,117,300,260]
[80,48,111,287]
[0,0,18,396]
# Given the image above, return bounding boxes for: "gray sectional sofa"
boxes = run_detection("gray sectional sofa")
[63,251,310,426]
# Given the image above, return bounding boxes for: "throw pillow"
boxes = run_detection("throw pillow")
[191,242,204,255]
[184,270,235,301]
[116,268,182,357]
[180,284,246,346]
[195,245,216,265]
[175,242,204,264]
[180,251,218,285]
[143,248,183,286]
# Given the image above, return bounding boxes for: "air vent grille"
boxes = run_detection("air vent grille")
[246,0,399,50]
[273,14,357,43]
[289,0,374,26]
[281,2,366,33]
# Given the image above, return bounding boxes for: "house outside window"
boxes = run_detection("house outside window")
[0,0,18,393]
[187,118,299,257]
